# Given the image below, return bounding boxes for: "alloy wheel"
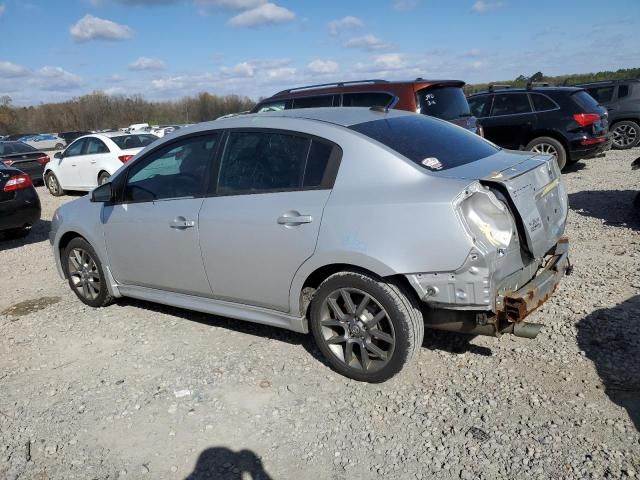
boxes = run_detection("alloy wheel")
[530,142,558,158]
[612,124,638,148]
[67,248,101,301]
[47,174,59,194]
[318,287,395,373]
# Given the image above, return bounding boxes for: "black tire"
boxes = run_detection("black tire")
[526,136,567,170]
[309,271,424,383]
[2,226,31,240]
[45,172,65,197]
[63,237,114,308]
[611,120,640,150]
[98,171,110,185]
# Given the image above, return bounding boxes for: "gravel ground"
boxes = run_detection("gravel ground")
[1,149,639,480]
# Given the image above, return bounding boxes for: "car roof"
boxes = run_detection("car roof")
[209,106,415,129]
[468,86,583,97]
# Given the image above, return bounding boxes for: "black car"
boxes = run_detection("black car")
[0,141,50,184]
[0,163,41,240]
[58,131,92,145]
[574,79,640,150]
[467,84,610,170]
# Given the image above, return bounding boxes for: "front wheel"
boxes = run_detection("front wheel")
[611,121,640,150]
[526,136,567,171]
[309,271,424,383]
[63,237,113,308]
[45,172,65,197]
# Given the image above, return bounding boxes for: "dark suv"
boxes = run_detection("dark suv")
[467,84,610,170]
[251,79,482,135]
[574,79,640,150]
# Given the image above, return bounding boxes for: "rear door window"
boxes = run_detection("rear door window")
[292,95,335,109]
[85,138,110,154]
[342,92,394,108]
[530,94,558,112]
[349,115,498,171]
[490,93,532,116]
[586,86,614,103]
[417,86,471,121]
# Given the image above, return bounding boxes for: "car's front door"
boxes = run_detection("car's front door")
[77,137,111,188]
[199,130,339,312]
[103,133,219,296]
[481,92,536,149]
[57,138,87,188]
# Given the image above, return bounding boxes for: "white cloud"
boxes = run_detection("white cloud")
[461,48,482,58]
[328,16,363,35]
[128,56,165,70]
[307,59,339,74]
[221,61,256,77]
[0,61,29,78]
[70,14,133,42]
[392,0,419,10]
[369,53,406,70]
[196,0,266,9]
[471,0,504,13]
[31,66,83,91]
[0,4,6,16]
[344,34,389,51]
[229,2,294,27]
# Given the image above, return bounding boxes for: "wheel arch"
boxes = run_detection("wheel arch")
[58,231,89,278]
[526,129,569,153]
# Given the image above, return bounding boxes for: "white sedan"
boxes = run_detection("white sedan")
[44,133,158,196]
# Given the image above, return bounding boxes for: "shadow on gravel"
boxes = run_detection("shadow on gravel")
[563,161,587,174]
[0,219,51,251]
[422,329,493,356]
[569,190,640,231]
[186,447,273,480]
[576,295,640,432]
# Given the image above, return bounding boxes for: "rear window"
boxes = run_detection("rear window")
[572,90,601,111]
[0,142,38,155]
[417,86,471,121]
[349,115,499,171]
[112,134,158,150]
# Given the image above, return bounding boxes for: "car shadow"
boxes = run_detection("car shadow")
[185,447,273,480]
[569,190,640,230]
[0,219,51,250]
[576,295,640,432]
[422,329,493,356]
[563,161,587,173]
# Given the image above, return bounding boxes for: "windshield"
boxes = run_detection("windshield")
[0,141,38,155]
[112,134,158,150]
[350,114,498,171]
[417,86,471,121]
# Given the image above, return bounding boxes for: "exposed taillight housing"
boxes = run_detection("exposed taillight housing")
[37,155,50,166]
[2,160,14,166]
[3,174,33,192]
[119,155,134,163]
[573,113,600,127]
[477,125,485,138]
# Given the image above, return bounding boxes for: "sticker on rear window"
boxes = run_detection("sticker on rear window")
[421,157,443,170]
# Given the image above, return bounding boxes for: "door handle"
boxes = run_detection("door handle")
[90,160,96,164]
[277,214,312,226]
[170,218,196,229]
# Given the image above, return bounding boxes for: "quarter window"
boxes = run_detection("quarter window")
[530,94,557,112]
[342,92,394,108]
[618,85,630,98]
[125,134,219,202]
[491,94,532,116]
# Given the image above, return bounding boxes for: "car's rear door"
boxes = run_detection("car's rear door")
[198,130,339,312]
[103,133,219,296]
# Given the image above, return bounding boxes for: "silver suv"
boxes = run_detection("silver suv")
[50,107,570,382]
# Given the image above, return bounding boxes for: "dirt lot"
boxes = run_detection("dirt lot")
[1,149,639,480]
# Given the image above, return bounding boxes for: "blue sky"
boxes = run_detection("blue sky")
[0,0,638,105]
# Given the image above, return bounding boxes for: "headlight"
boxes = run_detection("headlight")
[456,183,515,252]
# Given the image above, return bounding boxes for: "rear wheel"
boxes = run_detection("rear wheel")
[526,136,567,170]
[611,121,640,150]
[98,171,110,185]
[63,237,113,308]
[54,143,64,150]
[45,172,65,197]
[309,271,424,383]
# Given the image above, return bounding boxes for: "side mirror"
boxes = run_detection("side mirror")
[91,182,113,203]
[54,151,63,159]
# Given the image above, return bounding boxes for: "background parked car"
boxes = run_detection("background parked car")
[58,131,93,146]
[252,78,483,135]
[50,107,569,382]
[44,133,158,196]
[21,134,66,151]
[574,79,640,150]
[0,162,41,240]
[0,141,50,184]
[467,83,610,170]
[3,133,37,141]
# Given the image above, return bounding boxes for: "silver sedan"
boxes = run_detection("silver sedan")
[50,107,570,382]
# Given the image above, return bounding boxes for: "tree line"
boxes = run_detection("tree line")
[0,92,256,135]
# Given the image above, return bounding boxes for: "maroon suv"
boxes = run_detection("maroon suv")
[251,79,482,135]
